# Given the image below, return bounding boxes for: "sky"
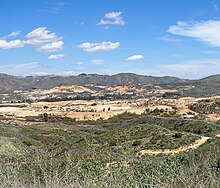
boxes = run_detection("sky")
[1,0,220,79]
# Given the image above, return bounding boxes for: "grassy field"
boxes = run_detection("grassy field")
[0,112,219,187]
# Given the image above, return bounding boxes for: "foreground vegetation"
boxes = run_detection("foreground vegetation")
[0,112,220,187]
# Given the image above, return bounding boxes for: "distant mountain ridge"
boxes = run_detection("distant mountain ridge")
[0,73,219,95]
[0,73,188,92]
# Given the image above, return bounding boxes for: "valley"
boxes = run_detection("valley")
[0,73,220,187]
[2,1,220,186]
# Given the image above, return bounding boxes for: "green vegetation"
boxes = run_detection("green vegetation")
[189,98,220,114]
[0,112,220,187]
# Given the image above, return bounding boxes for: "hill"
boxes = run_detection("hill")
[199,74,220,82]
[25,73,188,90]
[0,72,220,96]
[0,73,188,93]
[0,113,219,187]
[184,74,220,96]
[0,74,27,93]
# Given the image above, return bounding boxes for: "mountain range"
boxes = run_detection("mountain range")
[0,73,219,96]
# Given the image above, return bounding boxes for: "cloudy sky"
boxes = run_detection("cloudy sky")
[1,0,220,79]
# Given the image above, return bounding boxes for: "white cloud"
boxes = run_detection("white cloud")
[104,26,110,30]
[0,61,81,77]
[146,59,220,79]
[24,27,61,46]
[0,62,46,76]
[75,61,84,65]
[4,31,21,39]
[27,71,80,76]
[158,35,181,43]
[24,27,64,53]
[39,1,72,14]
[77,41,120,52]
[91,59,104,64]
[201,50,220,54]
[105,12,122,19]
[0,27,64,53]
[98,11,126,28]
[0,39,24,49]
[127,54,144,61]
[48,54,64,59]
[26,72,53,76]
[38,41,63,52]
[167,20,220,47]
[25,71,79,76]
[58,71,78,76]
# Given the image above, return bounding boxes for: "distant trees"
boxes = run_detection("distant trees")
[40,113,49,122]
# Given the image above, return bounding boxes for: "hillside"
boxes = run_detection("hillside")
[0,73,188,93]
[25,73,188,90]
[0,113,219,187]
[184,74,220,96]
[199,74,220,82]
[0,73,220,96]
[0,74,27,93]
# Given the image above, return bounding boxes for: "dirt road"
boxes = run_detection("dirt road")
[138,136,210,156]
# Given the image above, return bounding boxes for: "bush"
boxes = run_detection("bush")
[132,140,142,147]
[173,133,182,138]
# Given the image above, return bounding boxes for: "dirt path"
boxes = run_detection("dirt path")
[138,136,210,156]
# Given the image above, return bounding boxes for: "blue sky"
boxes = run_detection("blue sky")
[1,0,220,78]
